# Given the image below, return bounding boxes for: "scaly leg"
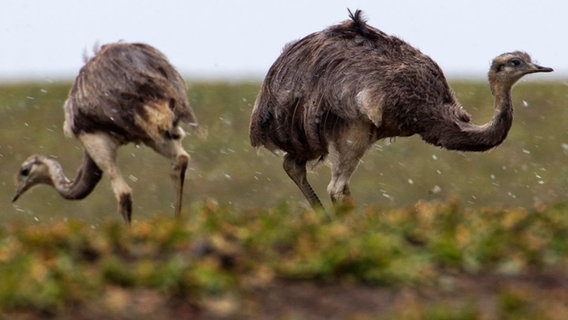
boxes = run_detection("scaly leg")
[171,151,189,218]
[283,154,323,209]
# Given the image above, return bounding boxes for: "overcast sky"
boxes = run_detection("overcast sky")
[1,0,564,81]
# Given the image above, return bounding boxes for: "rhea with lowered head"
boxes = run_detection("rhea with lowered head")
[249,10,553,209]
[13,42,198,223]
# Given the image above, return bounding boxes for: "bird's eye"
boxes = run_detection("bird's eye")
[509,59,522,67]
[20,168,30,177]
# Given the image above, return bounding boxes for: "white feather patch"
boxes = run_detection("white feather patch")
[356,89,383,127]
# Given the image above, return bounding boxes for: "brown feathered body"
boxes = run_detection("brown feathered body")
[249,10,552,208]
[14,42,197,223]
[65,42,197,143]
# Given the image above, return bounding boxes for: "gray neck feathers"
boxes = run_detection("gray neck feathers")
[46,152,103,200]
[420,84,514,152]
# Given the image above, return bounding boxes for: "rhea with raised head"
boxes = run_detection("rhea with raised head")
[249,9,553,208]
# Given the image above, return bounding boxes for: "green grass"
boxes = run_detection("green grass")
[1,81,567,224]
[1,81,568,318]
[0,200,567,318]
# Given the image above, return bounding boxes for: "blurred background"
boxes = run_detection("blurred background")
[1,1,566,224]
[1,0,565,80]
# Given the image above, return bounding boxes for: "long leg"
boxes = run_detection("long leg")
[326,148,361,204]
[283,154,323,209]
[326,125,373,205]
[147,128,190,218]
[78,132,133,223]
[171,149,189,218]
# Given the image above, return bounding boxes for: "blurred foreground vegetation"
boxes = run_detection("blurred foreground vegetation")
[1,80,568,318]
[1,199,568,319]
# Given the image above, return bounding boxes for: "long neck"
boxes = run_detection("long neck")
[421,82,514,152]
[46,152,103,200]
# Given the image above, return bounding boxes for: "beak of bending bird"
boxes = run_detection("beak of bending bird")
[12,177,30,203]
[12,185,25,202]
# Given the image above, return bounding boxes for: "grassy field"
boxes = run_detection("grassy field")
[2,80,568,223]
[1,80,568,318]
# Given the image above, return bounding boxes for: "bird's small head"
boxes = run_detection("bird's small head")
[488,51,553,89]
[12,155,53,202]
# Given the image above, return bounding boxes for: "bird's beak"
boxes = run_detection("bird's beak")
[529,64,554,74]
[12,180,29,202]
[12,187,24,202]
[12,189,23,202]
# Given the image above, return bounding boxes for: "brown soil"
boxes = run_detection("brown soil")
[7,273,568,320]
